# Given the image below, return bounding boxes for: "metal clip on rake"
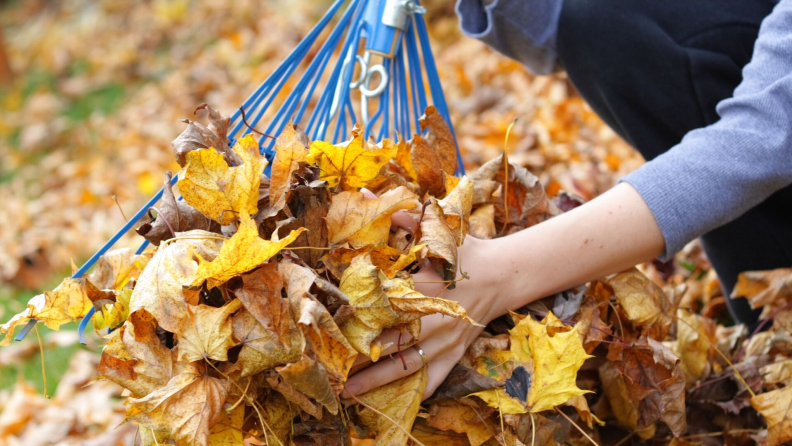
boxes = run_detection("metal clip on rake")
[14,0,464,345]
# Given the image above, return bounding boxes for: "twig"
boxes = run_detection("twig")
[345,386,426,446]
[238,106,277,140]
[148,207,175,238]
[555,407,599,446]
[112,195,128,222]
[314,277,350,304]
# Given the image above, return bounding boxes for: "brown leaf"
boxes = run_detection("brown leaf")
[278,354,339,415]
[733,268,792,318]
[136,172,220,246]
[425,364,504,406]
[469,204,496,240]
[172,104,237,167]
[265,370,324,420]
[603,337,686,436]
[282,262,358,386]
[411,134,446,197]
[419,106,458,180]
[277,180,330,268]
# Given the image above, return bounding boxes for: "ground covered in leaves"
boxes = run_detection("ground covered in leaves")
[6,1,791,446]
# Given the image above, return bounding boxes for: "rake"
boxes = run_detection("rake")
[14,0,464,344]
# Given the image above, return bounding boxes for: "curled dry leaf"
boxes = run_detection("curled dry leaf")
[176,299,242,363]
[172,104,236,167]
[268,121,310,215]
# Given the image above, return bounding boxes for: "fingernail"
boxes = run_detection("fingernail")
[346,383,361,395]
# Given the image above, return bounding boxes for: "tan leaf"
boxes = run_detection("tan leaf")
[752,385,792,446]
[607,268,674,333]
[425,400,494,446]
[469,204,496,240]
[129,230,223,334]
[384,276,478,326]
[232,309,300,377]
[126,363,228,446]
[87,247,149,290]
[416,198,458,283]
[178,134,267,225]
[326,186,419,248]
[177,299,242,363]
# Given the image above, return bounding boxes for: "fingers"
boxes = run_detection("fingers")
[342,345,427,399]
[391,210,418,233]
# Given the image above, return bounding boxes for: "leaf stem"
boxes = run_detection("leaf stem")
[34,323,49,398]
[555,407,599,446]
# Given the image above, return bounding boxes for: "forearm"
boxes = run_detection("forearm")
[484,182,664,316]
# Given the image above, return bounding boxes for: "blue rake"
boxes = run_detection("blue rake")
[14,0,464,344]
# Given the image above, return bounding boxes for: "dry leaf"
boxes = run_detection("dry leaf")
[177,299,242,363]
[307,125,396,190]
[356,367,427,446]
[129,230,223,334]
[196,213,305,289]
[326,186,419,248]
[178,134,267,225]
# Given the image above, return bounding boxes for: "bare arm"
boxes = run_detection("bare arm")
[344,182,665,399]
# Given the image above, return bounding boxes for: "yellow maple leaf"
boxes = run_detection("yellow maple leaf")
[337,255,399,360]
[307,125,396,190]
[178,134,267,225]
[468,388,527,415]
[326,186,419,248]
[525,312,593,412]
[357,367,427,446]
[383,275,479,326]
[177,299,242,363]
[196,213,305,289]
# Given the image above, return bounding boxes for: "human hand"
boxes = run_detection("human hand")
[342,235,507,401]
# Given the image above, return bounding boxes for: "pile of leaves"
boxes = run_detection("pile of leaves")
[0,0,642,291]
[4,102,792,446]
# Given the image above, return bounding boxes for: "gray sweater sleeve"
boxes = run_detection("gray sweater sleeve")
[455,0,563,75]
[621,0,792,260]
